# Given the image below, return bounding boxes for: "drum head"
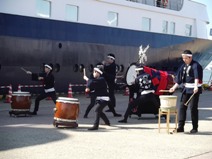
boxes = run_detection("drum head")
[56,97,79,104]
[125,63,137,86]
[57,97,79,102]
[12,91,30,96]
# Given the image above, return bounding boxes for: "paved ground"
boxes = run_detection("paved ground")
[0,90,212,159]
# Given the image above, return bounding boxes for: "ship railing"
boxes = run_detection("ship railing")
[125,0,183,11]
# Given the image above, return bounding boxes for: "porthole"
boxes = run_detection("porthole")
[73,64,79,72]
[54,63,60,72]
[40,63,45,72]
[116,65,120,73]
[58,43,62,49]
[88,64,94,72]
[79,64,84,72]
[120,64,124,72]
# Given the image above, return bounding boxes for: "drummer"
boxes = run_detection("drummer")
[169,50,203,133]
[85,66,111,130]
[118,65,160,123]
[83,63,103,118]
[26,63,57,115]
[102,54,122,117]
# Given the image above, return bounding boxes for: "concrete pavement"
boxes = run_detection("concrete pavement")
[0,90,212,159]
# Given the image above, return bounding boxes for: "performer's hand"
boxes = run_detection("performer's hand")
[169,83,178,93]
[83,75,88,81]
[102,60,106,65]
[26,71,32,75]
[85,88,90,93]
[193,86,198,94]
[38,77,44,80]
[169,87,175,93]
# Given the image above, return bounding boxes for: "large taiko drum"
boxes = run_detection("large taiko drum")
[9,91,31,116]
[166,74,175,90]
[125,63,137,86]
[53,97,80,128]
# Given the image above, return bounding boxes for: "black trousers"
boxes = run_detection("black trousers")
[84,95,96,117]
[34,91,57,112]
[123,93,159,121]
[108,83,116,108]
[178,92,200,130]
[93,100,110,127]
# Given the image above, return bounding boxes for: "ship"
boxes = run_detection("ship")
[0,0,212,93]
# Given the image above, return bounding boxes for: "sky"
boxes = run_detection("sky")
[193,0,212,71]
[192,0,212,39]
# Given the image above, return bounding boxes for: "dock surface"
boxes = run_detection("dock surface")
[0,91,212,159]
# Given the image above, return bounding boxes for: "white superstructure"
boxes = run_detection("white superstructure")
[0,0,210,39]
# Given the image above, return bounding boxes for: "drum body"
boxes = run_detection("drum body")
[11,91,31,110]
[159,95,177,111]
[53,97,80,128]
[9,91,31,117]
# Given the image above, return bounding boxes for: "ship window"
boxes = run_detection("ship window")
[107,11,118,27]
[142,17,151,31]
[185,24,192,36]
[170,22,175,34]
[162,20,168,34]
[65,5,78,22]
[36,0,51,18]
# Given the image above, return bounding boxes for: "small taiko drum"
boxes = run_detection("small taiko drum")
[53,97,80,128]
[159,95,177,112]
[9,91,31,117]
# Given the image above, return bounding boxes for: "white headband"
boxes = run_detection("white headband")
[107,55,115,60]
[45,64,52,70]
[182,53,192,57]
[94,68,103,74]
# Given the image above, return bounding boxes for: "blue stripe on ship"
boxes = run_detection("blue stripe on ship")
[0,13,194,47]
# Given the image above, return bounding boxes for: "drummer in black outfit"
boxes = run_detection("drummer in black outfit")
[118,65,160,123]
[169,50,203,133]
[26,64,57,115]
[103,53,122,117]
[86,66,111,130]
[83,68,96,118]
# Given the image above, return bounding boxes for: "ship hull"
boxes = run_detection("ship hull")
[1,13,212,93]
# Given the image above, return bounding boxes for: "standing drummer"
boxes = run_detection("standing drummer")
[102,53,122,117]
[169,50,203,133]
[26,63,57,115]
[85,66,110,130]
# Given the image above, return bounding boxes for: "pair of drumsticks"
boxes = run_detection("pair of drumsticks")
[159,90,195,106]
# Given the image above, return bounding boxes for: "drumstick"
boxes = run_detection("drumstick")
[83,68,86,76]
[21,67,28,73]
[159,90,170,92]
[184,93,195,106]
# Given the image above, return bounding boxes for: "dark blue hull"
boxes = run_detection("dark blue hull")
[0,13,212,93]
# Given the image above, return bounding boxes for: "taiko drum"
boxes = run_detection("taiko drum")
[11,91,31,110]
[54,97,80,122]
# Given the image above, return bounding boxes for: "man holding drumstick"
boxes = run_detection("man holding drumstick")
[85,66,111,130]
[26,63,57,115]
[169,50,203,133]
[102,54,122,117]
